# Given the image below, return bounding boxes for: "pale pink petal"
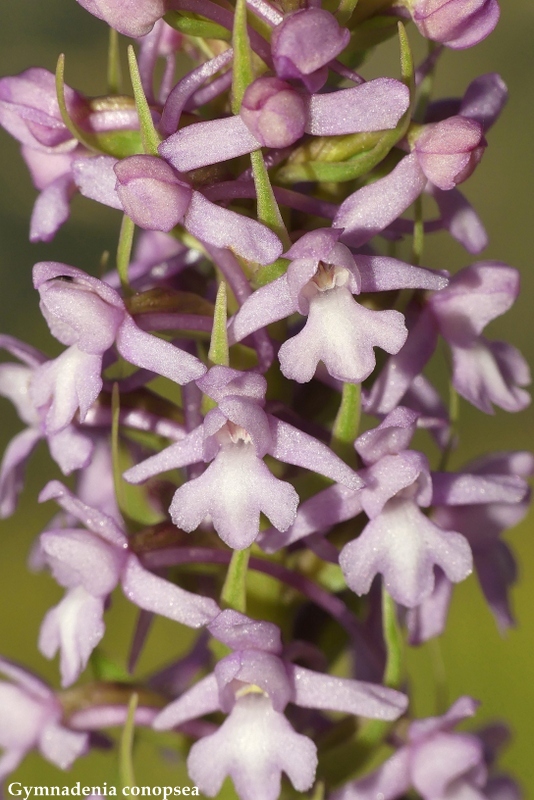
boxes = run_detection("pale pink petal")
[121,555,220,627]
[289,664,407,720]
[339,498,473,607]
[169,443,299,549]
[39,586,105,687]
[187,695,317,800]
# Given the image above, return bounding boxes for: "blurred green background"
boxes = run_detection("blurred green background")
[0,0,533,795]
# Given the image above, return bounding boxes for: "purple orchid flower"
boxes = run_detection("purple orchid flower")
[124,365,361,549]
[0,335,94,518]
[336,72,506,250]
[410,0,500,50]
[32,261,206,433]
[407,450,534,641]
[0,68,86,153]
[154,609,407,800]
[264,407,525,609]
[331,696,494,800]
[73,153,283,266]
[36,481,220,686]
[229,228,447,385]
[0,656,88,780]
[366,261,530,416]
[159,76,410,172]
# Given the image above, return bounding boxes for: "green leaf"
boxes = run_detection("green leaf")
[382,585,403,689]
[208,281,230,366]
[254,257,290,287]
[119,691,138,790]
[164,10,231,40]
[221,548,250,612]
[127,45,161,156]
[231,0,254,113]
[117,214,135,295]
[250,150,291,250]
[331,383,360,466]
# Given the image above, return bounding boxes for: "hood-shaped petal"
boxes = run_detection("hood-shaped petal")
[34,262,125,353]
[114,155,193,232]
[76,0,165,37]
[208,610,282,655]
[197,366,267,404]
[356,407,419,464]
[215,650,292,712]
[412,731,484,797]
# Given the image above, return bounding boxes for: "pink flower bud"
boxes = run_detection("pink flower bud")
[411,0,500,50]
[271,8,350,91]
[240,77,307,149]
[114,154,192,232]
[414,116,486,190]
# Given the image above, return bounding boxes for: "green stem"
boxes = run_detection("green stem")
[221,548,250,612]
[117,214,135,295]
[331,383,361,467]
[382,584,403,689]
[107,27,122,95]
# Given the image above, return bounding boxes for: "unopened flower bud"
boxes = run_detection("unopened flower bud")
[240,77,307,149]
[410,0,500,50]
[76,0,167,37]
[271,8,350,91]
[414,116,486,190]
[114,154,192,232]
